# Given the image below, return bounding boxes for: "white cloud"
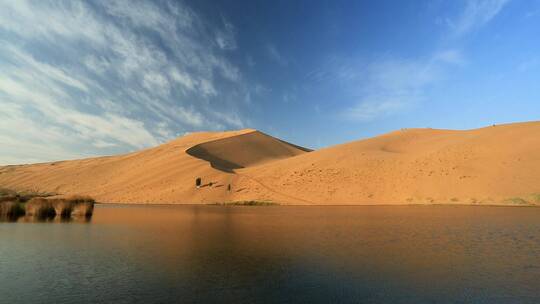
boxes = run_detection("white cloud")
[84,55,110,75]
[254,84,270,95]
[0,68,159,149]
[434,49,466,66]
[246,55,256,67]
[169,68,196,92]
[336,1,512,122]
[340,53,449,121]
[517,58,540,72]
[198,78,218,97]
[0,102,97,164]
[367,59,439,92]
[209,110,245,129]
[92,140,118,149]
[215,17,237,50]
[155,121,174,140]
[345,98,410,122]
[4,44,89,93]
[142,73,171,97]
[170,106,205,127]
[450,0,510,36]
[525,9,540,18]
[0,0,250,164]
[267,44,287,66]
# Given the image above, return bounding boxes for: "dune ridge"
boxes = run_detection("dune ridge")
[0,129,310,204]
[186,130,311,172]
[1,122,540,205]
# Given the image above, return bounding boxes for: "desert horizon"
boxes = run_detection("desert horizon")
[2,120,540,207]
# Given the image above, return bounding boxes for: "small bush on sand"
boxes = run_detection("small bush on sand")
[0,188,17,197]
[529,193,540,204]
[502,197,529,205]
[210,201,278,206]
[64,195,95,204]
[0,188,55,203]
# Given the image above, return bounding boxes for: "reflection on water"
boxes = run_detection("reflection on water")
[0,214,92,223]
[1,205,540,303]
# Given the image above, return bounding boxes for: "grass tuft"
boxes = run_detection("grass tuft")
[0,187,56,203]
[0,187,95,220]
[502,197,529,205]
[210,201,278,206]
[528,193,540,204]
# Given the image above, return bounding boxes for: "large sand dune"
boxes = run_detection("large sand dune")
[186,131,311,172]
[0,129,309,204]
[1,122,540,205]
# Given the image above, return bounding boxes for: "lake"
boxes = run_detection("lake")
[1,205,540,303]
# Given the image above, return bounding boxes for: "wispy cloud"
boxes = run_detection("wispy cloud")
[0,0,251,164]
[449,0,510,36]
[333,1,510,122]
[266,44,288,66]
[517,58,540,72]
[342,55,450,121]
[433,49,466,66]
[525,9,540,19]
[215,16,237,50]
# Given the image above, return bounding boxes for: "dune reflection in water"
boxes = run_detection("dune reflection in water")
[1,205,540,303]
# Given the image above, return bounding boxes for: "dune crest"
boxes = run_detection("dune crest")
[1,122,540,205]
[0,129,310,204]
[186,130,311,172]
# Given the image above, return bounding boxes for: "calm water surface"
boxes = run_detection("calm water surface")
[1,205,540,303]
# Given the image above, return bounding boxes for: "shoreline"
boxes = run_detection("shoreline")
[93,201,540,208]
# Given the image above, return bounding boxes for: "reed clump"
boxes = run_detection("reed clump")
[0,187,55,203]
[53,199,74,218]
[68,196,95,217]
[0,189,96,221]
[27,196,96,219]
[25,198,56,219]
[0,201,26,219]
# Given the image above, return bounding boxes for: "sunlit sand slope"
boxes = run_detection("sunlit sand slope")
[1,122,540,205]
[243,121,540,205]
[0,129,309,204]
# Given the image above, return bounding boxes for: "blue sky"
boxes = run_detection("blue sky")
[1,0,539,164]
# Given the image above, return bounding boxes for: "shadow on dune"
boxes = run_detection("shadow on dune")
[185,130,311,173]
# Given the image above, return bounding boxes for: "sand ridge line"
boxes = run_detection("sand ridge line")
[2,121,540,205]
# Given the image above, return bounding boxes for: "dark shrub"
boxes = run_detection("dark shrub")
[26,198,56,219]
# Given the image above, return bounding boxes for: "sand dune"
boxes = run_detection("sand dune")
[1,122,540,205]
[0,129,309,204]
[186,130,310,172]
[242,121,540,205]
